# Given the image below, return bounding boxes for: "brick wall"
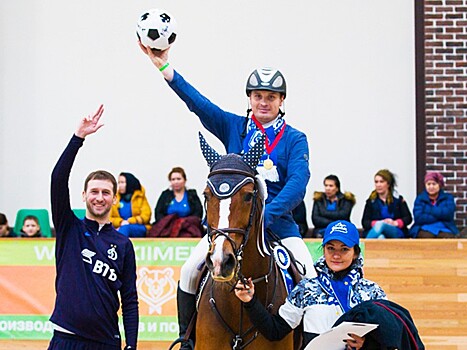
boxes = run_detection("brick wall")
[424,0,467,229]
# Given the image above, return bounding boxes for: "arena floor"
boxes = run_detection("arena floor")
[3,338,467,349]
[0,341,173,349]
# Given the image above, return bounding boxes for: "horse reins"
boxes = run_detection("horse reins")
[205,169,281,349]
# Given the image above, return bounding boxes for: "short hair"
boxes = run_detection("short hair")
[324,174,341,192]
[84,170,117,195]
[168,167,187,181]
[0,213,7,225]
[23,215,39,225]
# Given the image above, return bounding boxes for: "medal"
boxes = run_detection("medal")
[263,158,274,170]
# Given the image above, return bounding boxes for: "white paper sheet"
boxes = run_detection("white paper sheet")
[304,322,379,350]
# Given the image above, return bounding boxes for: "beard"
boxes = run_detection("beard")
[86,201,111,220]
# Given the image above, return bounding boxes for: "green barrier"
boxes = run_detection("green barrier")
[0,239,363,341]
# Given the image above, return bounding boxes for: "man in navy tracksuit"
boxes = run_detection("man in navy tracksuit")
[48,105,138,350]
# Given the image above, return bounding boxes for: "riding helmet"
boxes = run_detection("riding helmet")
[245,67,287,98]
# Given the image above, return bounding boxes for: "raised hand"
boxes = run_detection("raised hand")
[75,104,105,139]
[138,41,174,81]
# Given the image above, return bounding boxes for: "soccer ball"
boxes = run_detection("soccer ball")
[136,9,177,51]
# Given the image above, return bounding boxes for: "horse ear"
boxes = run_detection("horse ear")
[242,134,266,169]
[199,132,222,167]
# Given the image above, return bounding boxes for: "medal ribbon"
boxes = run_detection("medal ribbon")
[251,115,286,155]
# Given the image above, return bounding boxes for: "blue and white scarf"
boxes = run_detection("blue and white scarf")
[242,116,285,182]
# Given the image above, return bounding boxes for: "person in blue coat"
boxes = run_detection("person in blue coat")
[410,172,458,238]
[362,169,412,239]
[139,44,316,349]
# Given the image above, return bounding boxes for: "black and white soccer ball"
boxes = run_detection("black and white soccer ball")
[136,9,177,51]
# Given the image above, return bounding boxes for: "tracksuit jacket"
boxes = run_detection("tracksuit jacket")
[50,135,139,348]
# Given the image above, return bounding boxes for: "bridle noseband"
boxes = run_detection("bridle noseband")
[206,168,259,282]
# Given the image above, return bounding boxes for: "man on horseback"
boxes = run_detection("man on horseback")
[139,44,316,349]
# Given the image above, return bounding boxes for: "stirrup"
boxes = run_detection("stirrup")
[167,337,194,350]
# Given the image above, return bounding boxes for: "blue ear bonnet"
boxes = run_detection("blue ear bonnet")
[199,131,264,200]
[207,154,255,199]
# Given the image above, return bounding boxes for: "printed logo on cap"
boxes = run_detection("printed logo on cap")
[330,222,348,234]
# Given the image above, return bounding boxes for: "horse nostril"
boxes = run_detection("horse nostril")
[224,253,236,273]
[205,255,214,270]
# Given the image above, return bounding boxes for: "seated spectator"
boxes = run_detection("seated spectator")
[292,201,309,237]
[410,172,458,238]
[0,213,17,237]
[110,172,151,237]
[20,215,42,238]
[311,174,355,238]
[362,169,412,239]
[149,167,203,238]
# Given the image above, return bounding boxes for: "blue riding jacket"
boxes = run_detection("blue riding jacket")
[167,71,310,239]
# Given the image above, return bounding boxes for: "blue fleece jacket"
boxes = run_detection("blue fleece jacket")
[410,189,458,237]
[167,71,310,238]
[50,135,138,347]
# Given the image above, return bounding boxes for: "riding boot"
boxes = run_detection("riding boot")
[177,285,196,350]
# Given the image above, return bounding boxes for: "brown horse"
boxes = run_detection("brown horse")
[194,134,294,350]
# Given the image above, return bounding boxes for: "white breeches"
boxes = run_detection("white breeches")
[281,236,317,279]
[179,235,317,294]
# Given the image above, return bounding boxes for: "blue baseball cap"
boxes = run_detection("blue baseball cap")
[322,220,360,247]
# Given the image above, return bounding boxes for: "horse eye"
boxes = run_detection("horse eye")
[203,192,211,201]
[244,193,253,202]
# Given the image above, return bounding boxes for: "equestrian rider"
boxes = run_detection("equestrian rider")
[139,44,317,349]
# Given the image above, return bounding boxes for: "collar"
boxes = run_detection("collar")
[83,217,114,234]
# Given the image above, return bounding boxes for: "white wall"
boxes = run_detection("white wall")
[0,0,415,228]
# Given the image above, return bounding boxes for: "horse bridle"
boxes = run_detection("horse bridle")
[205,168,258,282]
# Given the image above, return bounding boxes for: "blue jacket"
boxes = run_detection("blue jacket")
[334,299,425,349]
[361,195,413,237]
[410,189,458,237]
[167,71,310,238]
[50,135,139,347]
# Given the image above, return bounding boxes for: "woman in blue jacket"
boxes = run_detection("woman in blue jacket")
[362,169,412,238]
[410,172,458,238]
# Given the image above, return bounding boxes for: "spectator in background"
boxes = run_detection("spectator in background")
[0,213,17,237]
[362,169,412,239]
[292,201,309,237]
[20,215,42,238]
[149,167,203,238]
[311,175,355,238]
[110,172,152,238]
[410,172,458,238]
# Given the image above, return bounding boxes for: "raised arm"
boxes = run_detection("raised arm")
[75,104,105,138]
[51,104,105,238]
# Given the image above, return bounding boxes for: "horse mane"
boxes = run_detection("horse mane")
[255,174,270,258]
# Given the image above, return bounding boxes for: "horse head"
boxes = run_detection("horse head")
[199,133,267,282]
